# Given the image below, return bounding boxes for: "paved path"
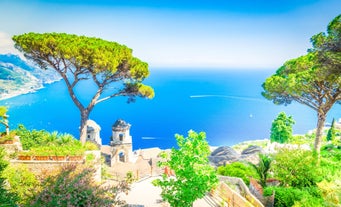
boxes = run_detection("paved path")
[120,176,216,207]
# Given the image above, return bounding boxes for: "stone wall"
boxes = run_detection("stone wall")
[0,138,22,157]
[10,160,82,177]
[249,178,264,203]
[9,150,102,183]
[217,176,264,207]
[213,182,264,207]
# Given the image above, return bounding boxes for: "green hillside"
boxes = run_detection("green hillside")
[0,54,60,100]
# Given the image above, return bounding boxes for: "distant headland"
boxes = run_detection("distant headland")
[0,54,60,100]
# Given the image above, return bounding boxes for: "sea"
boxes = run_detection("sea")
[1,69,340,150]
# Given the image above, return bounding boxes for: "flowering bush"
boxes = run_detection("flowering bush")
[29,164,129,207]
[3,164,39,205]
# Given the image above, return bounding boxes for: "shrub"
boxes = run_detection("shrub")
[3,164,40,205]
[84,141,99,150]
[270,112,295,143]
[85,153,95,162]
[0,131,16,144]
[289,134,315,145]
[264,186,322,207]
[326,118,336,142]
[14,125,51,150]
[0,147,19,206]
[321,144,341,162]
[217,161,258,185]
[14,125,80,151]
[272,148,319,188]
[317,179,341,206]
[292,195,323,207]
[29,164,129,207]
[101,156,113,180]
[319,145,341,181]
[249,154,272,187]
[14,125,88,157]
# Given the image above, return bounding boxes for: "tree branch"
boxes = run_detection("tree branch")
[96,91,128,105]
[292,95,318,111]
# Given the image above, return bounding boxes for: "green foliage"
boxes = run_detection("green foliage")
[0,131,16,144]
[317,179,341,206]
[84,141,99,150]
[14,124,54,150]
[3,164,40,205]
[217,162,258,185]
[0,147,19,206]
[0,106,9,135]
[154,130,218,207]
[14,124,87,156]
[29,164,129,207]
[310,14,341,75]
[292,196,323,207]
[85,153,95,163]
[101,156,113,180]
[249,154,272,187]
[28,143,85,157]
[326,118,336,142]
[264,186,322,207]
[13,33,149,80]
[125,171,135,184]
[272,148,320,188]
[332,132,341,147]
[0,106,7,117]
[317,179,341,207]
[270,112,295,143]
[266,144,341,206]
[320,145,341,181]
[289,133,315,146]
[262,52,329,106]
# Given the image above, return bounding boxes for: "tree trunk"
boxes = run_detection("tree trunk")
[314,111,326,159]
[79,110,90,145]
[4,117,9,136]
[5,125,9,136]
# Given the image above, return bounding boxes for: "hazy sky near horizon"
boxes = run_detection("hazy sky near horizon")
[0,0,340,69]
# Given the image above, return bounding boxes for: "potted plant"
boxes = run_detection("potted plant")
[0,137,13,144]
[67,145,85,161]
[0,131,15,144]
[50,146,66,161]
[18,151,32,160]
[32,147,50,161]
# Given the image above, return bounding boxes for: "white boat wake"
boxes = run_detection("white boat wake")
[189,94,266,102]
[141,137,159,140]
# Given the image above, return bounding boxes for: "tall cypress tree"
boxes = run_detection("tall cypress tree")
[270,112,295,143]
[326,118,336,142]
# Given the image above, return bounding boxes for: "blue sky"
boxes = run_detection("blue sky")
[0,0,340,69]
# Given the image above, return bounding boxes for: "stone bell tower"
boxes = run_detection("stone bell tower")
[86,119,102,146]
[110,119,133,166]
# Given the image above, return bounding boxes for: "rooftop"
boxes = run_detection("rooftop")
[112,119,131,130]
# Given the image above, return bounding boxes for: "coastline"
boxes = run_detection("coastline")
[0,53,62,102]
[0,78,61,101]
[0,87,43,101]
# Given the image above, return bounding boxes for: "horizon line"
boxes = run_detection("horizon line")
[0,52,278,71]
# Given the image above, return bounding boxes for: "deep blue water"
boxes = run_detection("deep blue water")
[1,69,341,150]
